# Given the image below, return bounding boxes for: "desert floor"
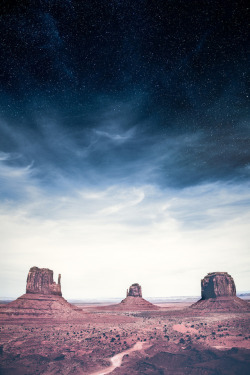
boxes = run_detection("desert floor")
[0,301,250,375]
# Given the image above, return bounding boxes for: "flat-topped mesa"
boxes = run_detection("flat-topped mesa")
[26,267,62,296]
[190,271,249,311]
[126,283,142,297]
[201,272,236,299]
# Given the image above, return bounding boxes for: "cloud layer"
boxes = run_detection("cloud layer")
[0,162,249,298]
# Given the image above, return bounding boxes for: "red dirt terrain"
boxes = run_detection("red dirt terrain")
[0,270,249,374]
[0,305,250,374]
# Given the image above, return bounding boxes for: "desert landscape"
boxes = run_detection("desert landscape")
[1,2,249,374]
[0,267,249,375]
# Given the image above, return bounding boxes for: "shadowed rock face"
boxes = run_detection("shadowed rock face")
[201,272,236,299]
[127,283,142,297]
[26,267,62,296]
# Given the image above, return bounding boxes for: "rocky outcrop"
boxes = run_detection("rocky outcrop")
[0,266,81,320]
[126,283,142,297]
[120,283,159,310]
[26,267,62,296]
[190,272,250,312]
[201,272,236,299]
[99,283,159,311]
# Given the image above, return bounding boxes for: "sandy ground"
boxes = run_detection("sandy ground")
[0,301,250,374]
[90,341,150,375]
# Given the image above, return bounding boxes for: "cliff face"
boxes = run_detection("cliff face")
[127,283,142,297]
[201,272,236,299]
[26,267,62,296]
[0,266,82,319]
[190,272,249,311]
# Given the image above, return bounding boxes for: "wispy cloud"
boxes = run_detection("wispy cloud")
[94,126,136,143]
[0,175,249,298]
[0,152,14,161]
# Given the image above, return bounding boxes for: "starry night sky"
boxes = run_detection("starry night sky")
[0,1,249,298]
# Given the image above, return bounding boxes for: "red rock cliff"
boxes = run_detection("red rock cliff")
[26,266,62,296]
[201,272,236,299]
[127,283,142,297]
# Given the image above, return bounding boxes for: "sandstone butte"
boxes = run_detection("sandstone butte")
[101,283,159,311]
[190,271,250,311]
[120,283,159,310]
[1,269,249,318]
[0,267,81,319]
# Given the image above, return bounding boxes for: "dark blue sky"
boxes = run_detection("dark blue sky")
[0,0,249,193]
[0,1,249,297]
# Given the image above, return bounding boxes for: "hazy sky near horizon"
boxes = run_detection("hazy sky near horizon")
[0,1,249,299]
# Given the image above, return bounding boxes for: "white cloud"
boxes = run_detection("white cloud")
[0,180,249,299]
[94,127,136,143]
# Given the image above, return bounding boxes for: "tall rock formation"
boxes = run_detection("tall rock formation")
[26,267,62,296]
[201,272,236,299]
[100,283,159,311]
[190,272,249,311]
[0,266,81,320]
[126,283,142,297]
